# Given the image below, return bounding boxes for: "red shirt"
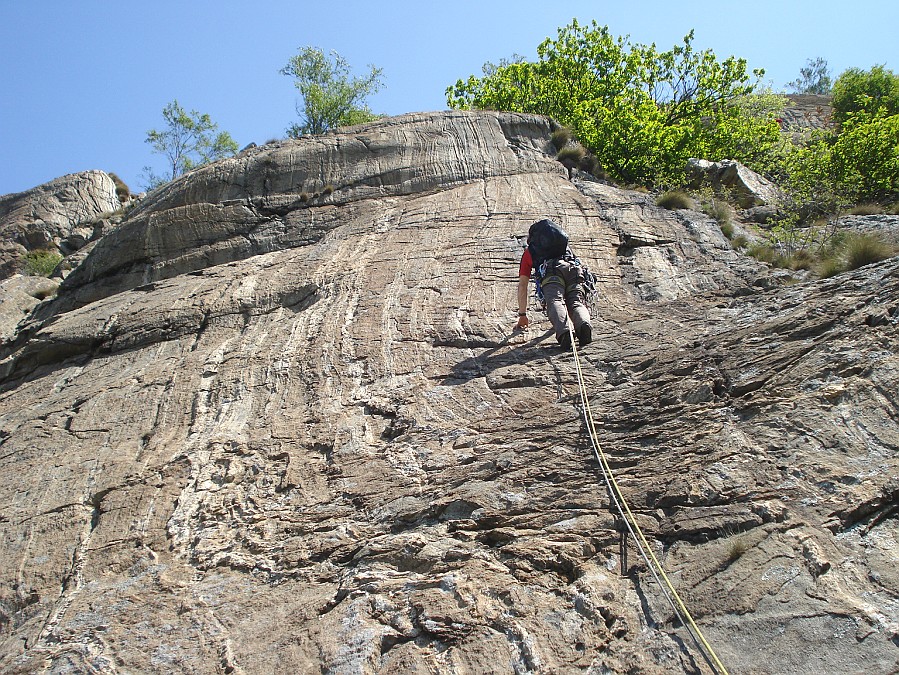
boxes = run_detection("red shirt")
[518,248,533,277]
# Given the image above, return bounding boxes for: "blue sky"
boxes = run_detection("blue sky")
[1,1,896,196]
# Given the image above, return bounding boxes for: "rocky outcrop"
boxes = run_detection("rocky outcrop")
[838,213,899,243]
[782,94,834,133]
[686,158,785,209]
[0,170,121,278]
[0,111,897,674]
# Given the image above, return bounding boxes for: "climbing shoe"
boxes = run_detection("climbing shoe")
[577,322,592,346]
[557,330,572,350]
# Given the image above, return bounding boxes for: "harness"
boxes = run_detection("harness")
[533,250,597,308]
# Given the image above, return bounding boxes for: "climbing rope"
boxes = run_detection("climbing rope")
[567,328,730,675]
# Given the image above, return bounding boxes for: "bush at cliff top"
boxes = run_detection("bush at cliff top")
[830,111,899,201]
[143,100,238,190]
[831,65,899,124]
[446,20,785,186]
[782,110,899,209]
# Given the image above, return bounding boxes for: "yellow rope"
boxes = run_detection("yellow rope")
[569,331,729,675]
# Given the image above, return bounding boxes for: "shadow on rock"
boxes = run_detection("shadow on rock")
[439,328,559,386]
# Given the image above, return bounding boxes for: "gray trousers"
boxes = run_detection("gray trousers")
[540,259,591,339]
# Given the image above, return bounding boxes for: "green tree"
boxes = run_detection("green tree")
[780,107,899,216]
[779,130,848,220]
[787,57,832,95]
[830,111,899,200]
[281,47,384,137]
[143,100,238,189]
[831,65,899,123]
[446,20,779,185]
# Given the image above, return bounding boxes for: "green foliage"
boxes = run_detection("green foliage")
[23,249,63,277]
[830,111,899,201]
[745,214,894,277]
[143,100,238,189]
[788,249,815,270]
[769,211,823,258]
[281,47,384,137]
[694,186,735,226]
[556,143,586,170]
[845,232,895,269]
[747,220,823,269]
[656,190,694,210]
[778,131,848,220]
[706,91,790,175]
[551,127,572,149]
[819,227,850,258]
[782,108,899,209]
[553,128,601,176]
[556,144,585,162]
[787,57,832,95]
[719,221,735,239]
[813,231,895,277]
[848,203,884,215]
[746,242,779,264]
[730,234,748,249]
[746,245,807,271]
[831,65,899,124]
[446,20,780,185]
[817,256,845,278]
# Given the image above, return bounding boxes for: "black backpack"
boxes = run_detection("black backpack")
[527,219,569,266]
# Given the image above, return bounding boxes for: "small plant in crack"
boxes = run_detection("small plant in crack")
[722,529,750,563]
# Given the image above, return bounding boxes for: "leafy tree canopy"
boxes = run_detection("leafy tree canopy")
[144,100,238,189]
[281,47,384,137]
[831,64,899,123]
[832,111,899,200]
[446,20,782,185]
[787,57,832,95]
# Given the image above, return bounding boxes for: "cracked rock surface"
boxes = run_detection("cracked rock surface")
[0,111,897,674]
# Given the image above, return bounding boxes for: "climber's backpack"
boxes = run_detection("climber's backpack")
[527,219,569,267]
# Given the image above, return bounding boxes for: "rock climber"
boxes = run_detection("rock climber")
[515,218,593,349]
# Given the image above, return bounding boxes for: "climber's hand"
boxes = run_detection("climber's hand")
[515,314,529,330]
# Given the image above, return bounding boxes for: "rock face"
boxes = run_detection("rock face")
[781,94,834,133]
[839,213,899,244]
[0,276,59,342]
[0,170,121,279]
[1,111,898,674]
